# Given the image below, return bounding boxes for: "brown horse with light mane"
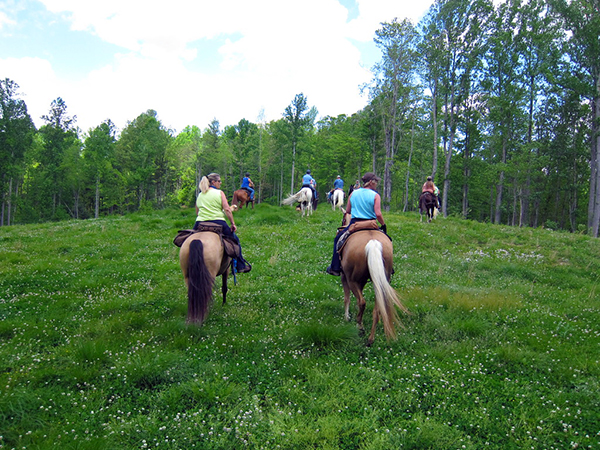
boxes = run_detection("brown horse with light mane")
[231,189,254,211]
[339,215,409,345]
[179,232,232,324]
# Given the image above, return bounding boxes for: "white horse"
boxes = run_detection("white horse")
[331,189,345,211]
[282,187,313,216]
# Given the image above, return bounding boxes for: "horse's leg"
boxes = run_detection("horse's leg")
[349,282,366,336]
[367,304,380,346]
[341,274,352,321]
[221,270,228,305]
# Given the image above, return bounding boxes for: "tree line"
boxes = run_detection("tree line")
[1,0,598,235]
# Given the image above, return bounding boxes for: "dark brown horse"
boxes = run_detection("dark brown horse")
[179,232,232,324]
[231,189,254,211]
[419,192,438,223]
[339,225,409,345]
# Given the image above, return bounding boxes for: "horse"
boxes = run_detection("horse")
[179,232,232,325]
[231,189,254,211]
[282,187,313,216]
[331,189,345,211]
[419,191,438,223]
[338,220,409,345]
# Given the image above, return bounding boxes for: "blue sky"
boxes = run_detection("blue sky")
[1,0,432,134]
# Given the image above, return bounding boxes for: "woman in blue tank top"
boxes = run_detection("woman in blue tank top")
[326,172,385,276]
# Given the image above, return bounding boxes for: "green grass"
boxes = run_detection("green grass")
[1,205,599,449]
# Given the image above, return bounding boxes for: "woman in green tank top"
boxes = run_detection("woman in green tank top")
[194,173,251,273]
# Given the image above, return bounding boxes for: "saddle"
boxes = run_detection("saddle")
[335,220,390,254]
[420,191,435,201]
[173,227,241,259]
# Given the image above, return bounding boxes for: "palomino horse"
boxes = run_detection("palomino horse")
[339,223,408,345]
[331,189,345,211]
[179,232,232,324]
[419,192,438,223]
[231,189,254,211]
[282,187,313,216]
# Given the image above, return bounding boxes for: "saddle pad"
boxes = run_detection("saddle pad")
[173,224,222,247]
[173,229,197,247]
[336,221,389,254]
[173,228,240,259]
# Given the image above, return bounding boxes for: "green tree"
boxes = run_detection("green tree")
[115,110,172,210]
[370,18,420,211]
[32,97,79,220]
[83,120,117,218]
[169,125,203,206]
[549,0,600,236]
[283,93,311,193]
[429,0,492,217]
[0,78,35,226]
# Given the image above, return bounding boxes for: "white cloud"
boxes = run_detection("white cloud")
[5,0,432,134]
[0,10,16,30]
[2,57,63,123]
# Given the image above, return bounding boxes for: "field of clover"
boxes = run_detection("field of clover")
[1,204,599,449]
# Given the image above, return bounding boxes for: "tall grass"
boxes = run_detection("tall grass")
[1,205,599,449]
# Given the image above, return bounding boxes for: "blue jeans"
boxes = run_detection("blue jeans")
[243,187,254,200]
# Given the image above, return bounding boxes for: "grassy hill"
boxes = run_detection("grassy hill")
[1,205,599,449]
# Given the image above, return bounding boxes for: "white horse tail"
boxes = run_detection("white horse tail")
[332,189,344,210]
[282,190,303,206]
[365,239,407,340]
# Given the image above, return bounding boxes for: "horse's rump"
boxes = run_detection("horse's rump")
[340,230,393,279]
[179,231,232,324]
[175,228,240,260]
[340,231,407,344]
[336,221,385,254]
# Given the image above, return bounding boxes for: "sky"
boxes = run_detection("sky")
[1,0,433,135]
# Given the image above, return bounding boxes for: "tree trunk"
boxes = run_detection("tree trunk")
[431,80,438,180]
[95,174,100,219]
[7,178,13,226]
[494,137,508,224]
[462,147,470,218]
[290,141,296,194]
[442,130,454,218]
[404,119,414,212]
[589,77,600,237]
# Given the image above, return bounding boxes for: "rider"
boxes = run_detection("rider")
[422,176,440,209]
[328,176,344,202]
[326,172,386,276]
[194,172,251,273]
[302,169,318,209]
[241,172,254,202]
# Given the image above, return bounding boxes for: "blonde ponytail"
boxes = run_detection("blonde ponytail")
[199,176,210,194]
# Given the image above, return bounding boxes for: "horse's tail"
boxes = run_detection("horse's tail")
[231,191,239,210]
[187,240,215,324]
[418,193,426,212]
[282,190,303,206]
[334,191,344,209]
[365,239,408,340]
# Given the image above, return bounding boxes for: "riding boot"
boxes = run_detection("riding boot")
[235,258,252,273]
[229,232,251,273]
[326,231,343,276]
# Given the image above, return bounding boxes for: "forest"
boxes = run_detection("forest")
[1,0,599,236]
